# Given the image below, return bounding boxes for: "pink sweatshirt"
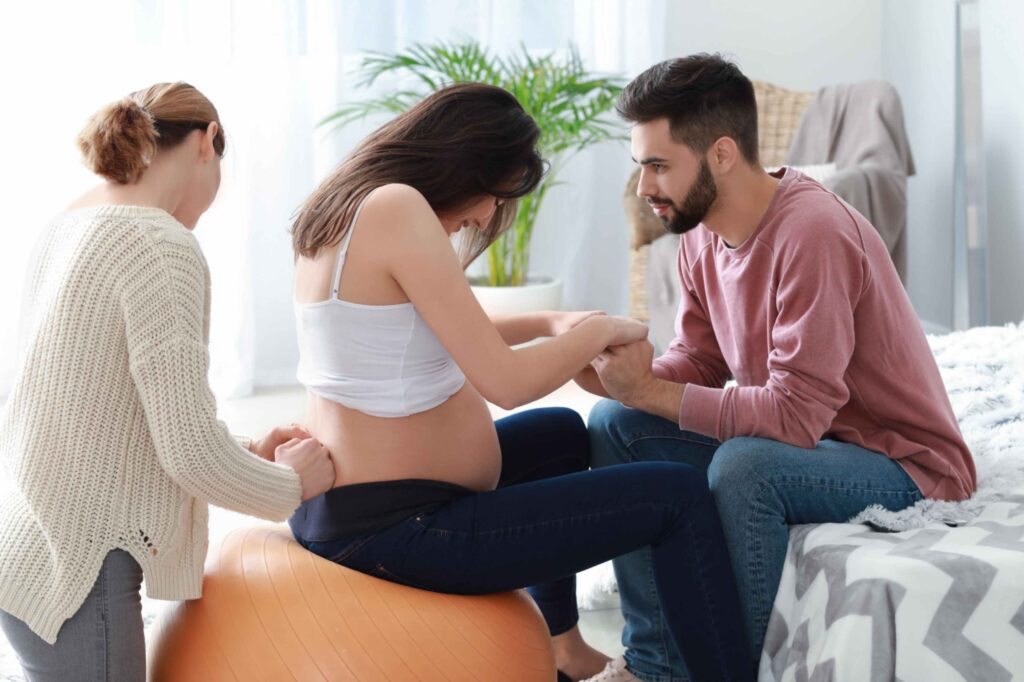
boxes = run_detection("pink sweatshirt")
[652,168,976,501]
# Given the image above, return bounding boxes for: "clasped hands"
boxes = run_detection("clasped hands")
[588,337,656,407]
[549,310,655,407]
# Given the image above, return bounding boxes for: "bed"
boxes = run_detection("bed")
[762,323,1024,681]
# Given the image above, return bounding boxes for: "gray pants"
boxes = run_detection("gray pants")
[0,550,145,682]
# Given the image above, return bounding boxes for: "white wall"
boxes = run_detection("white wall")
[980,0,1024,324]
[662,0,883,92]
[881,0,959,331]
[881,0,1024,329]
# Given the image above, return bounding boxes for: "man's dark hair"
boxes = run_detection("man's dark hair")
[617,54,759,164]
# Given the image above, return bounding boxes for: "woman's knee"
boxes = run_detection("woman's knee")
[628,461,710,512]
[539,407,589,469]
[499,406,589,471]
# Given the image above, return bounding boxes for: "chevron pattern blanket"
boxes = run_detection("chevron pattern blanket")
[763,323,1024,681]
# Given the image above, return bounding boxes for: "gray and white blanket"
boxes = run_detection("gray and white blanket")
[763,323,1024,681]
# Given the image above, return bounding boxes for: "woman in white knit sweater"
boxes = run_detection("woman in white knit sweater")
[0,82,335,681]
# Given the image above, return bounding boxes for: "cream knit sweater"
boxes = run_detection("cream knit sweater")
[0,206,302,644]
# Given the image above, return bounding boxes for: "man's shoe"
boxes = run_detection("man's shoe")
[580,656,641,682]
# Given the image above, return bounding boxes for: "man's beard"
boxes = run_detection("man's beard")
[651,159,718,235]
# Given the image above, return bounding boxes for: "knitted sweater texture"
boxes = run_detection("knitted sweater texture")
[0,206,301,644]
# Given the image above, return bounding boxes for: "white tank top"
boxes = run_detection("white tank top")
[294,192,466,417]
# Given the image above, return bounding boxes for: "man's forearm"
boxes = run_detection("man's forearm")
[625,377,686,424]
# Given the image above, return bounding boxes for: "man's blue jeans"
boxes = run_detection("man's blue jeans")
[588,399,924,682]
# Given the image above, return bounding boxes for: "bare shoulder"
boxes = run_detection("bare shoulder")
[360,182,448,259]
[364,183,436,223]
[370,182,430,207]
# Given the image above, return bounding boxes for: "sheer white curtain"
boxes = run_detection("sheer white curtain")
[0,0,666,400]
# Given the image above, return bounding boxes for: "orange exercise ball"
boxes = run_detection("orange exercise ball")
[148,525,556,682]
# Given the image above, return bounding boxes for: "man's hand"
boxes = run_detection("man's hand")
[590,339,656,406]
[592,340,687,423]
[572,365,611,398]
[249,424,312,462]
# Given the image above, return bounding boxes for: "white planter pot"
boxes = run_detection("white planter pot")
[470,275,563,317]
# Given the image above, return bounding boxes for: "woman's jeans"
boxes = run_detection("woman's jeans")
[588,400,925,682]
[0,550,145,682]
[296,407,753,682]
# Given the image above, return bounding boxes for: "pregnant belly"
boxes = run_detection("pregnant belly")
[307,383,502,492]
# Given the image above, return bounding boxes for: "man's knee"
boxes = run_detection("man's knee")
[707,437,775,496]
[706,438,790,548]
[586,399,635,468]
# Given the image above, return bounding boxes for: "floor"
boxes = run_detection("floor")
[1,383,626,680]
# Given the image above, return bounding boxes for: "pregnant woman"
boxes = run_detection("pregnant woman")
[288,83,752,682]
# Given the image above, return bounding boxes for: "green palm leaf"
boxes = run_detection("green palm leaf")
[321,40,626,286]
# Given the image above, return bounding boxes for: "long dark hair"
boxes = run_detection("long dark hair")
[292,83,546,266]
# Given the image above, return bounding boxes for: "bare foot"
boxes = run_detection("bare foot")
[552,625,612,681]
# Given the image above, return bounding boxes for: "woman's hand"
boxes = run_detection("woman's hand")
[249,424,311,462]
[583,315,649,348]
[275,437,336,501]
[548,310,606,336]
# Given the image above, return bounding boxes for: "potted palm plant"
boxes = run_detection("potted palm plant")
[321,40,625,315]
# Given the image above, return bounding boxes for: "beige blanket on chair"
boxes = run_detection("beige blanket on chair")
[786,81,916,282]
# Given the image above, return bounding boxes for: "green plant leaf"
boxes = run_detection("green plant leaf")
[321,39,627,287]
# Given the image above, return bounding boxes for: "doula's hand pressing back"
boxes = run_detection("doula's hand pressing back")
[275,437,335,501]
[249,423,311,462]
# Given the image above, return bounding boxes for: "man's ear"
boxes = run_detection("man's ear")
[708,136,740,174]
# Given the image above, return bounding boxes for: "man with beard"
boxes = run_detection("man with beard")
[576,54,975,682]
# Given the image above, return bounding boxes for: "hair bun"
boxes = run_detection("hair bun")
[76,97,158,184]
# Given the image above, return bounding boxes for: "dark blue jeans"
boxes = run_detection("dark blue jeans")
[295,407,752,682]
